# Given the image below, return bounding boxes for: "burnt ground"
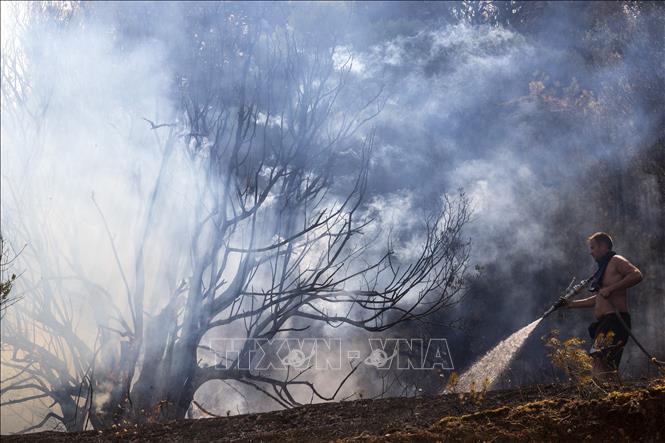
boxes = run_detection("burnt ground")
[4,378,664,442]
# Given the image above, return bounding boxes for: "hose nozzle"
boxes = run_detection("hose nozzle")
[542,275,593,319]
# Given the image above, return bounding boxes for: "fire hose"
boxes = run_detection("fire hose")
[605,300,665,369]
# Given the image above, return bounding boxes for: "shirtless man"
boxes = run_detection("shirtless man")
[564,232,643,380]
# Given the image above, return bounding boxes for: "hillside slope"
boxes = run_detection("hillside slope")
[4,379,664,442]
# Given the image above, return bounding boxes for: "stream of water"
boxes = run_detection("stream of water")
[450,317,544,392]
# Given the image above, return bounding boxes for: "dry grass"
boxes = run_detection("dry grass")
[347,378,665,442]
[4,379,663,442]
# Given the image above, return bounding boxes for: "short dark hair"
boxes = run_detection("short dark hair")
[587,232,613,250]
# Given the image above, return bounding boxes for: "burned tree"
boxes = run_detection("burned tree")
[0,235,20,317]
[1,3,471,432]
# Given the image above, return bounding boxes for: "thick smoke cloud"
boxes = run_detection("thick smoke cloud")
[337,9,664,379]
[1,1,663,432]
[1,7,197,320]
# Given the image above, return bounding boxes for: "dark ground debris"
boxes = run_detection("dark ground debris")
[4,379,664,442]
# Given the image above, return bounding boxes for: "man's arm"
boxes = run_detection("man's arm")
[566,295,596,309]
[598,256,643,298]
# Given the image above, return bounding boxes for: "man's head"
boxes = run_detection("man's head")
[587,232,613,261]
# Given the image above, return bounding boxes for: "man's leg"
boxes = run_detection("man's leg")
[591,343,625,383]
[595,314,630,383]
[591,354,613,382]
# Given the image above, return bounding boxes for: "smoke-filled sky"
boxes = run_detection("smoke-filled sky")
[2,1,664,433]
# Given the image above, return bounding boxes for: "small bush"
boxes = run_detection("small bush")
[543,329,592,385]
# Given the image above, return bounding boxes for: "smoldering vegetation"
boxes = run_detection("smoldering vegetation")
[1,1,663,435]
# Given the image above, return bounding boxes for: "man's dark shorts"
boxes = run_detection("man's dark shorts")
[588,312,631,370]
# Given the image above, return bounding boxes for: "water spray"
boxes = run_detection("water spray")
[448,277,595,392]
